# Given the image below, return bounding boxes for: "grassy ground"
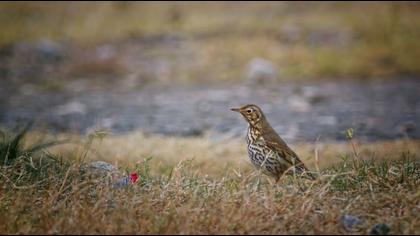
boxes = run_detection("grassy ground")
[1,2,420,80]
[0,129,419,234]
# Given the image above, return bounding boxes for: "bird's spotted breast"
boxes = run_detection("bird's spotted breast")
[246,126,285,177]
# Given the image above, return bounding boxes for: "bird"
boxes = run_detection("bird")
[231,104,315,182]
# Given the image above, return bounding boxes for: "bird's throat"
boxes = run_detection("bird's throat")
[248,124,262,141]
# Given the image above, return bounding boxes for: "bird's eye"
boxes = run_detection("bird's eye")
[246,109,252,113]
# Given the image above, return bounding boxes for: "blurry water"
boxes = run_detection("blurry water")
[1,78,419,143]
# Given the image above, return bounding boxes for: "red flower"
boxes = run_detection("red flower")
[130,172,139,183]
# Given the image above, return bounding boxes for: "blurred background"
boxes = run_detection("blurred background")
[0,1,419,142]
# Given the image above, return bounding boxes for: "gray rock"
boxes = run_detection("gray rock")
[87,161,139,189]
[113,176,132,189]
[340,214,363,232]
[19,84,38,96]
[99,117,117,129]
[85,161,122,184]
[66,80,89,93]
[308,29,353,48]
[35,39,64,61]
[281,25,302,43]
[55,101,87,116]
[89,161,117,172]
[245,58,278,85]
[396,121,416,136]
[317,116,338,126]
[288,95,311,112]
[96,45,116,60]
[370,223,391,235]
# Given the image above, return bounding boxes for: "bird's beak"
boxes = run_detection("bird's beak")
[230,107,241,112]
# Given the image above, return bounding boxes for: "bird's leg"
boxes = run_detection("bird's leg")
[275,176,281,184]
[275,173,287,186]
[265,177,274,186]
[266,176,281,188]
[297,180,304,192]
[295,178,308,192]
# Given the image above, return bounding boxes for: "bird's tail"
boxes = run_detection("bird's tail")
[294,163,317,180]
[304,171,317,180]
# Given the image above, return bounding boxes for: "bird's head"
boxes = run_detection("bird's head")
[230,104,265,126]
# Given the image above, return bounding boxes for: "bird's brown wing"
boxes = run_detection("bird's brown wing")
[261,126,309,171]
[264,133,315,180]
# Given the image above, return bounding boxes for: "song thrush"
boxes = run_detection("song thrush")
[231,104,315,182]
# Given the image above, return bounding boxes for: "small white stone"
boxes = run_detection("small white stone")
[317,116,338,126]
[288,95,311,112]
[89,161,117,172]
[55,101,87,115]
[245,58,279,84]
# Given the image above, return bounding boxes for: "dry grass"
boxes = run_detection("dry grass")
[45,132,420,175]
[0,131,419,234]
